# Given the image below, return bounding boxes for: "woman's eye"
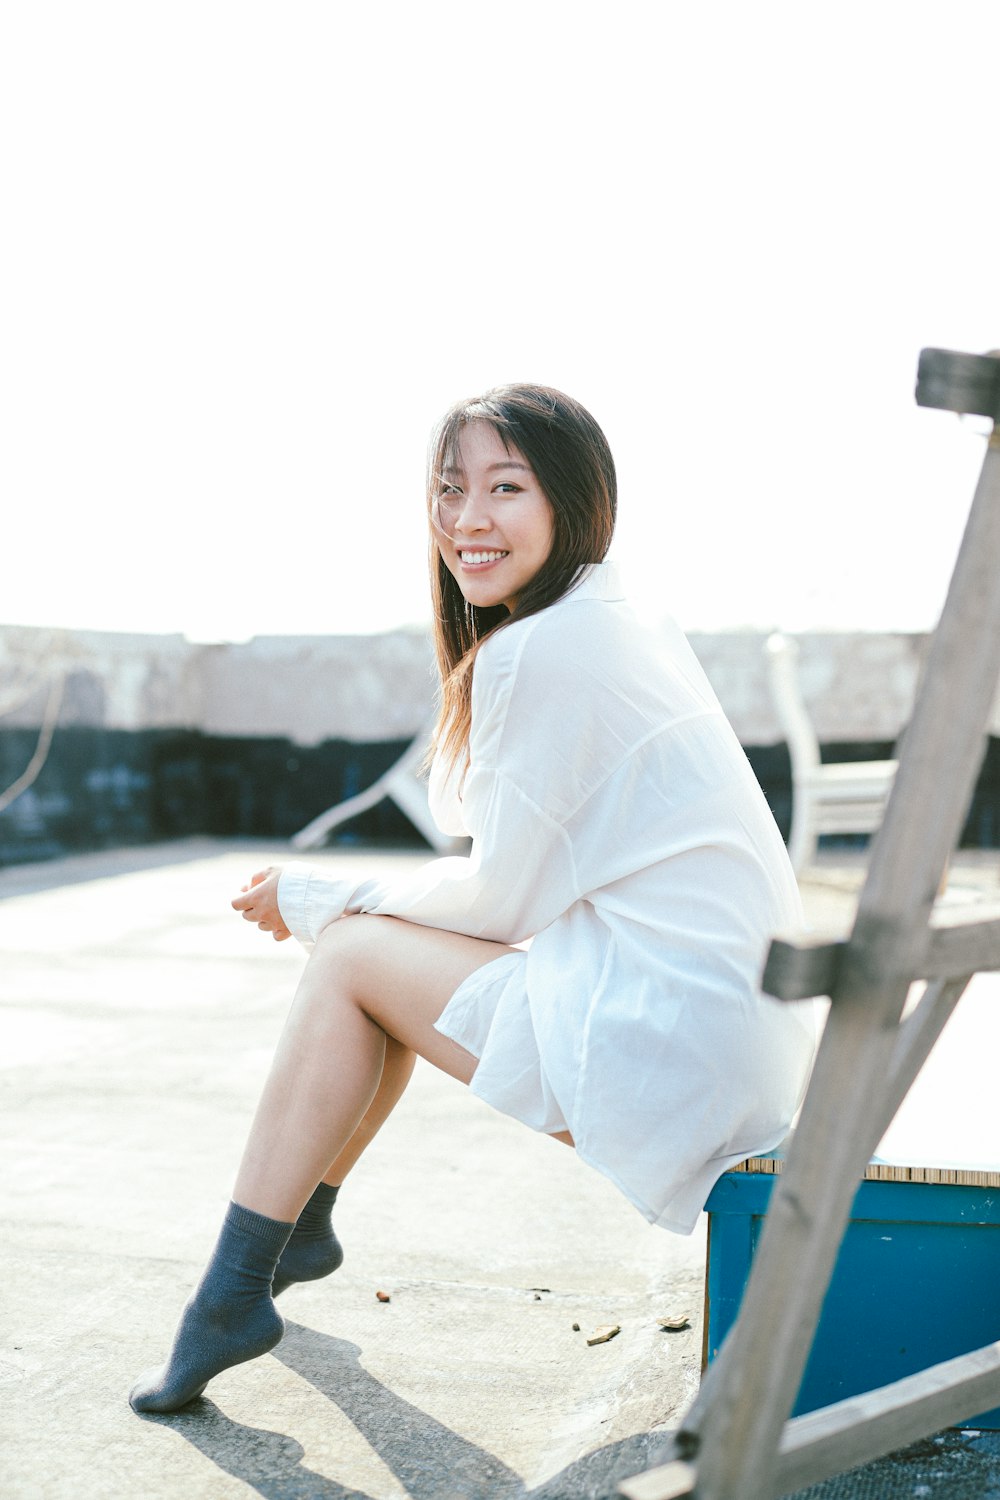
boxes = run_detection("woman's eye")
[494,483,521,494]
[440,484,462,496]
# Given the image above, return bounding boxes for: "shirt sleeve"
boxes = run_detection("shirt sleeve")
[276,625,581,948]
[277,770,579,947]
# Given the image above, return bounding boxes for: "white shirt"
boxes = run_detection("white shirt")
[278,562,819,1233]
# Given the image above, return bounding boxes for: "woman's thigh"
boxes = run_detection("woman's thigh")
[306,914,517,1085]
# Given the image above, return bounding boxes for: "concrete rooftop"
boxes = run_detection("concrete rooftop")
[2,840,999,1499]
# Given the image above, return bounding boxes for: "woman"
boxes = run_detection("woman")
[130,385,818,1414]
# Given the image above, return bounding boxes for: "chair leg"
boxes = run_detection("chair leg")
[786,785,815,875]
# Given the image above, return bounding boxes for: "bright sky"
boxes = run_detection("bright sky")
[2,2,997,642]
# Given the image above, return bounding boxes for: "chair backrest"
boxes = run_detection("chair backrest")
[765,633,821,776]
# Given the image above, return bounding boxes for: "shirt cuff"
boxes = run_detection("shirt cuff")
[276,861,350,947]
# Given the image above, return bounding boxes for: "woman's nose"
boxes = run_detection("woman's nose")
[453,492,491,532]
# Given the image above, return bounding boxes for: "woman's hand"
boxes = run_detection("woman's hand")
[231,866,292,941]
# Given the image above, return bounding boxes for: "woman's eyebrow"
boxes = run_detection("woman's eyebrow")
[442,459,532,476]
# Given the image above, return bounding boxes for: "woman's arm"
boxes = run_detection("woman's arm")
[236,609,620,949]
[232,768,580,949]
[270,763,580,946]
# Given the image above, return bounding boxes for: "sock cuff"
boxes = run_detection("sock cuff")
[310,1182,340,1208]
[227,1200,295,1250]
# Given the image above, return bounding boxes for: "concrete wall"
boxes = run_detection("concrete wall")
[3,620,985,745]
[2,621,998,864]
[0,625,436,743]
[197,632,438,744]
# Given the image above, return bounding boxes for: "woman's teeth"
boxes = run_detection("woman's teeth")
[460,550,508,565]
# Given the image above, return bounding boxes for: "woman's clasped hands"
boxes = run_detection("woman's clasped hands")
[232,866,291,941]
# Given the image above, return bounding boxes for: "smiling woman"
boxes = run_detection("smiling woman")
[426,386,616,772]
[130,381,820,1418]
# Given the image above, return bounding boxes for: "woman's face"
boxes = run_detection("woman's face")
[433,421,555,613]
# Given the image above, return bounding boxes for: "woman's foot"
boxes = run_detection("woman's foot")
[271,1182,343,1296]
[129,1202,292,1414]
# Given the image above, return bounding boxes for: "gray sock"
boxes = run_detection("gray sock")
[129,1200,293,1414]
[271,1182,343,1297]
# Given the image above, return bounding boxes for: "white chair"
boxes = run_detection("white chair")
[765,633,898,874]
[291,722,462,854]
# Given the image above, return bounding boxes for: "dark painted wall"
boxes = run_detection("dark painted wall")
[1,728,998,868]
[0,731,420,866]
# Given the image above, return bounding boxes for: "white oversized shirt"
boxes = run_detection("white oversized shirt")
[278,562,819,1233]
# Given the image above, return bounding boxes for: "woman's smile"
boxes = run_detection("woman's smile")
[457,548,510,569]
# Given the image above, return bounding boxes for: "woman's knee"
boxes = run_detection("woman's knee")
[308,914,396,993]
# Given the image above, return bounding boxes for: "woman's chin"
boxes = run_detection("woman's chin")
[465,594,511,614]
[456,580,512,613]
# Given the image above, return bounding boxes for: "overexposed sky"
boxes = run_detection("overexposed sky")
[2,1,996,641]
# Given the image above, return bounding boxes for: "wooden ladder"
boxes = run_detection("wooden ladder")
[620,347,1000,1500]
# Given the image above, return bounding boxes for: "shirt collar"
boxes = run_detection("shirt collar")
[565,559,626,603]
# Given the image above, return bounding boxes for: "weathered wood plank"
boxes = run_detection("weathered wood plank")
[925,912,1000,981]
[617,1340,1000,1500]
[738,976,974,1173]
[879,975,973,1142]
[854,431,1000,942]
[677,430,1000,1500]
[762,935,842,1001]
[763,905,1000,1000]
[733,967,972,1193]
[774,1340,1000,1494]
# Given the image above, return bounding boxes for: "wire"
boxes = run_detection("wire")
[0,672,66,816]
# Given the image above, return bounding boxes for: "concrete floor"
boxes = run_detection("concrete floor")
[1,840,998,1499]
[1,841,701,1500]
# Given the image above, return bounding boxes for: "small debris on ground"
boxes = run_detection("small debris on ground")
[658,1315,690,1332]
[375,1290,391,1303]
[586,1324,621,1347]
[533,1293,542,1300]
[572,1322,580,1332]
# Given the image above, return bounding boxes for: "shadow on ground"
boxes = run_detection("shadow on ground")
[140,1322,1000,1500]
[139,1324,676,1500]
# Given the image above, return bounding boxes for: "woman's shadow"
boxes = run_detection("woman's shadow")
[144,1321,676,1500]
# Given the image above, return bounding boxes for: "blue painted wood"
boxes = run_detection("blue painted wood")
[704,1170,1000,1429]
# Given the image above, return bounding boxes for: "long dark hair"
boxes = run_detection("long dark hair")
[428,384,617,770]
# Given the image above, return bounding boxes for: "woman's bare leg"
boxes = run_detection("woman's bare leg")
[131,914,514,1412]
[270,1036,417,1296]
[321,1035,416,1185]
[233,914,513,1220]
